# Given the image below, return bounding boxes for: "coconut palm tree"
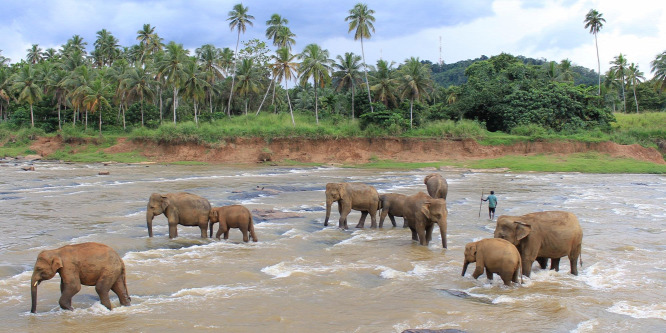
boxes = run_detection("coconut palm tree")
[93,29,120,67]
[0,67,11,121]
[157,42,189,123]
[626,63,644,113]
[332,52,363,118]
[82,78,112,135]
[234,58,262,115]
[345,3,375,112]
[43,48,59,62]
[275,26,296,50]
[226,3,254,116]
[584,9,605,95]
[298,43,332,124]
[368,59,398,109]
[196,44,225,114]
[610,54,628,112]
[64,65,95,128]
[43,64,68,130]
[269,47,299,125]
[123,66,155,127]
[265,14,288,46]
[181,59,208,123]
[557,59,575,83]
[398,57,432,128]
[651,51,666,92]
[62,35,88,58]
[26,44,44,64]
[11,65,43,127]
[0,49,10,66]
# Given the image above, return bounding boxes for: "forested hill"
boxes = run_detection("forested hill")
[425,55,598,87]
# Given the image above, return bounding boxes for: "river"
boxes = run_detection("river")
[0,162,664,332]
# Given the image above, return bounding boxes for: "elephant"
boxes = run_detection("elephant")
[404,192,448,248]
[324,182,380,229]
[30,242,130,313]
[378,193,409,228]
[424,173,448,200]
[462,238,522,286]
[209,205,258,242]
[146,192,212,239]
[494,211,583,277]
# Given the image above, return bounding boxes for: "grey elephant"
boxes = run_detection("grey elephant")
[31,242,130,313]
[324,182,380,229]
[146,192,212,239]
[404,192,448,248]
[462,238,522,286]
[424,173,448,199]
[494,211,583,277]
[209,205,258,242]
[378,193,409,228]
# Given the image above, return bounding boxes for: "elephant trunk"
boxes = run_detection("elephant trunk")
[146,210,154,237]
[30,274,39,313]
[324,199,332,227]
[462,260,469,276]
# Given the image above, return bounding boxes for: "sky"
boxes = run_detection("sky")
[2,0,665,79]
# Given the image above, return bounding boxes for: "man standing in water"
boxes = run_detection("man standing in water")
[482,191,498,220]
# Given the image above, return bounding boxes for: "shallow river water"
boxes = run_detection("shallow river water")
[0,162,664,332]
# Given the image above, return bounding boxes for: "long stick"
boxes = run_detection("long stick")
[478,190,484,218]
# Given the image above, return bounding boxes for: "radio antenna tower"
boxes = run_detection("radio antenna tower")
[439,36,443,65]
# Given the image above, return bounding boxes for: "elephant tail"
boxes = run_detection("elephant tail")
[579,251,583,268]
[249,216,258,242]
[121,261,131,303]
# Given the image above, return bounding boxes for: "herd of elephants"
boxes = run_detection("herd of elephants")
[29,173,584,314]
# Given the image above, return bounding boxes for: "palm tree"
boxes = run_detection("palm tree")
[227,3,254,116]
[398,57,432,128]
[265,14,288,46]
[626,63,644,113]
[346,3,375,112]
[234,58,262,115]
[651,51,666,92]
[275,26,296,50]
[610,54,628,112]
[181,59,208,123]
[557,59,575,83]
[123,66,155,126]
[584,9,605,95]
[11,65,43,127]
[64,65,95,128]
[93,29,120,67]
[43,48,59,62]
[136,24,164,64]
[82,78,112,135]
[26,44,44,64]
[332,52,363,118]
[270,47,299,125]
[0,49,10,66]
[368,59,398,109]
[0,67,11,121]
[62,35,88,58]
[43,65,68,130]
[298,43,332,124]
[157,42,189,123]
[196,44,224,114]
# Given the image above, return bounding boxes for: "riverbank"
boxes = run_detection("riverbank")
[3,136,663,173]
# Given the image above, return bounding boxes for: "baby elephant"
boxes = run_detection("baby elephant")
[31,242,130,313]
[462,238,522,286]
[209,205,258,242]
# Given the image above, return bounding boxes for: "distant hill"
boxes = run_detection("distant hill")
[424,55,599,87]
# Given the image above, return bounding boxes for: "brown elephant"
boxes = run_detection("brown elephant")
[494,211,583,277]
[30,242,130,313]
[378,193,409,228]
[404,192,448,248]
[424,173,448,199]
[462,238,522,286]
[209,205,258,242]
[324,182,380,229]
[146,192,211,239]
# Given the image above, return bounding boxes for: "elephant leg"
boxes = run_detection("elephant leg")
[472,266,484,280]
[486,270,493,280]
[339,205,351,230]
[168,222,178,239]
[356,211,368,228]
[369,210,378,228]
[215,224,227,240]
[224,230,230,240]
[425,224,434,243]
[522,259,533,277]
[512,269,520,284]
[241,227,249,242]
[549,258,558,270]
[388,214,397,227]
[95,277,115,310]
[409,226,418,241]
[569,243,582,275]
[417,228,427,246]
[59,281,81,311]
[111,278,131,306]
[402,218,408,228]
[536,257,548,269]
[198,223,207,239]
[500,272,512,286]
[379,210,388,228]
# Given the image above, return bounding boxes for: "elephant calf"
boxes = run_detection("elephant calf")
[31,242,131,313]
[378,193,409,228]
[462,238,522,286]
[146,192,212,239]
[324,182,380,229]
[209,205,258,242]
[424,173,448,200]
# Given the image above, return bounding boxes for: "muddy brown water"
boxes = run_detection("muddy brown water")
[0,162,664,332]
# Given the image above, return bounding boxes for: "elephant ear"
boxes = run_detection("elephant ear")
[51,256,63,274]
[161,195,169,211]
[338,184,347,200]
[420,201,432,220]
[514,221,531,241]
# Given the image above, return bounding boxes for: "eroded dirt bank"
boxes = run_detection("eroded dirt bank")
[30,136,665,165]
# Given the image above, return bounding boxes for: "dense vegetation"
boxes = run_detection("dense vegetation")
[0,4,665,151]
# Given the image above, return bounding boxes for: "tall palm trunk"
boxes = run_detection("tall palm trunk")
[57,104,62,130]
[632,79,639,113]
[351,84,355,119]
[314,79,319,125]
[360,37,373,113]
[595,33,601,96]
[227,30,241,117]
[285,79,295,126]
[194,102,198,124]
[85,110,88,131]
[98,107,102,135]
[30,104,34,127]
[620,74,626,112]
[158,86,163,124]
[73,107,78,126]
[256,77,274,115]
[409,99,414,128]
